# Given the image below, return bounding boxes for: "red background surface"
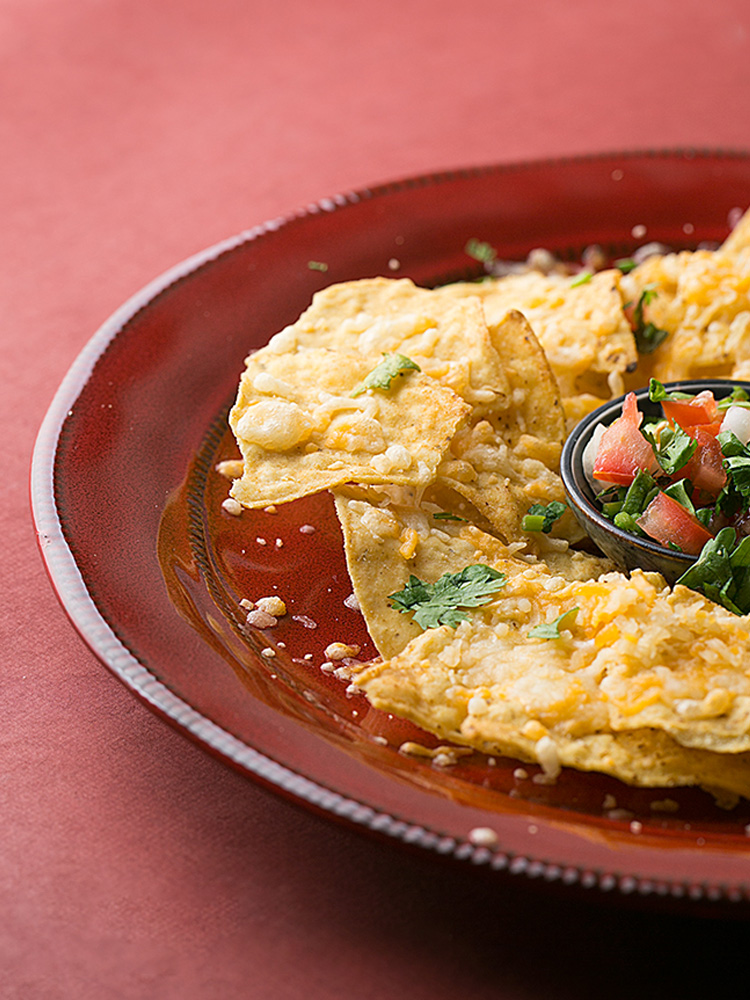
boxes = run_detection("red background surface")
[5,1,750,996]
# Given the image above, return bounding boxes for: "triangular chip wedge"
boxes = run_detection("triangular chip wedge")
[334,492,611,660]
[229,348,470,508]
[352,562,750,785]
[430,309,582,550]
[437,270,638,426]
[263,277,511,408]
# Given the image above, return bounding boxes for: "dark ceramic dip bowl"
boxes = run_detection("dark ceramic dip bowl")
[560,379,750,585]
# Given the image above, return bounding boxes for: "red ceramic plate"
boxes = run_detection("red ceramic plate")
[32,150,750,910]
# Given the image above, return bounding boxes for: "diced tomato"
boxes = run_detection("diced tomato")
[662,390,719,431]
[593,392,661,486]
[683,420,723,439]
[681,426,727,495]
[636,491,714,555]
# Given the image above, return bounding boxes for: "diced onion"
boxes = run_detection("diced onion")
[720,404,750,445]
[582,423,607,492]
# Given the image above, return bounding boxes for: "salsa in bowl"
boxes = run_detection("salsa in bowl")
[561,379,750,606]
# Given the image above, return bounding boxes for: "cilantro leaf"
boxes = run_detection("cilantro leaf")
[676,528,740,613]
[663,478,696,515]
[717,386,750,411]
[718,430,748,457]
[465,238,497,264]
[307,260,328,272]
[724,455,750,500]
[570,271,592,288]
[648,378,693,403]
[615,258,637,273]
[351,353,421,397]
[641,422,697,475]
[528,607,579,639]
[388,565,506,630]
[522,501,567,533]
[631,286,669,354]
[620,469,659,516]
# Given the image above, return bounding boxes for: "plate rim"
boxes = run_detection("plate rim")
[30,148,750,909]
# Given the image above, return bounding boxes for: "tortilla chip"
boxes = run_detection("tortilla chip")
[265,276,509,407]
[620,220,750,385]
[229,348,470,508]
[352,559,750,787]
[334,493,611,660]
[437,270,638,423]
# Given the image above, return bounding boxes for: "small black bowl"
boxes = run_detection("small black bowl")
[560,379,750,585]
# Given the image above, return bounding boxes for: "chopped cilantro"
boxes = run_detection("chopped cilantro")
[620,469,658,516]
[522,501,567,534]
[433,512,468,522]
[718,430,748,458]
[570,271,592,288]
[631,286,669,354]
[351,353,421,397]
[388,565,506,630]
[676,528,742,613]
[647,378,693,403]
[662,478,695,516]
[528,607,579,639]
[307,260,328,272]
[717,386,750,410]
[615,258,638,273]
[641,422,697,476]
[724,455,750,500]
[465,238,497,264]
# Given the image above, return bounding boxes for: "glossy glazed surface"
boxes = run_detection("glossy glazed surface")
[33,151,750,905]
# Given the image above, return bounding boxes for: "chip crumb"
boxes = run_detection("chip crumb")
[246,609,277,628]
[513,767,529,780]
[468,826,498,848]
[373,735,388,745]
[293,615,318,629]
[216,459,243,479]
[324,642,361,661]
[320,661,335,673]
[299,524,316,534]
[221,497,243,516]
[239,599,255,610]
[607,808,634,822]
[256,537,267,546]
[260,647,276,658]
[649,798,679,813]
[303,653,313,660]
[256,596,287,617]
[343,593,361,611]
[388,258,401,271]
[275,538,284,548]
[629,820,643,835]
[535,735,561,779]
[398,741,472,767]
[264,505,278,513]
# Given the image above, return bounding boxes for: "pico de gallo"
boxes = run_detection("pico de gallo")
[585,379,750,615]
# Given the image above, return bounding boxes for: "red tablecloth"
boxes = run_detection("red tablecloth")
[6,1,750,995]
